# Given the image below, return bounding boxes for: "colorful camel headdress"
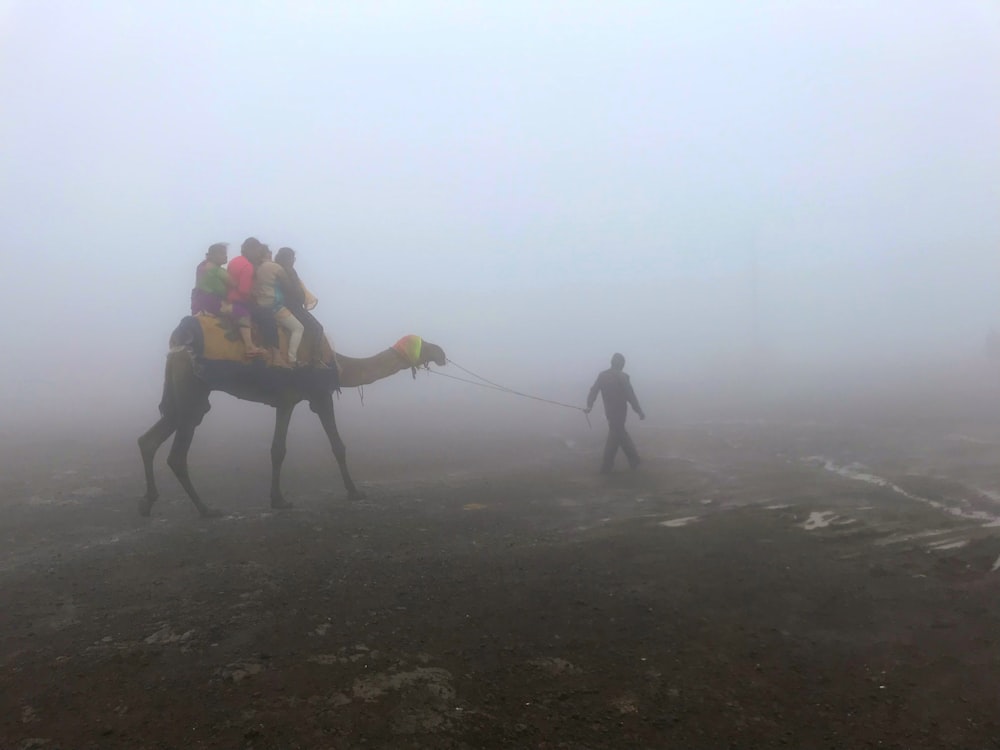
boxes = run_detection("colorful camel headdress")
[392,335,423,367]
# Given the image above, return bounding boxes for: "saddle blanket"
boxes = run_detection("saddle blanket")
[169,315,341,397]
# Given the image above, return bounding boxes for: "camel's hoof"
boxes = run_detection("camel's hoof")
[138,496,156,517]
[270,498,294,510]
[348,490,367,502]
[200,507,223,519]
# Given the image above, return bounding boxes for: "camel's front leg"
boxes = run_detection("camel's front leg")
[167,420,221,518]
[270,404,295,509]
[311,394,365,500]
[137,416,176,516]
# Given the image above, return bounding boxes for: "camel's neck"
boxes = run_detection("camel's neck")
[334,348,409,388]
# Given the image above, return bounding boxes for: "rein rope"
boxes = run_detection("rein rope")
[427,358,591,428]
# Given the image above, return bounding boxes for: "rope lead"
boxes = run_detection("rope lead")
[426,358,591,428]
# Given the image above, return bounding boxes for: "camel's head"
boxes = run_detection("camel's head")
[419,340,447,367]
[392,335,447,370]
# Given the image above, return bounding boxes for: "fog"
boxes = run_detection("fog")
[2,1,999,443]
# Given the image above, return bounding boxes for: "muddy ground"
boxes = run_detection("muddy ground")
[4,413,1000,749]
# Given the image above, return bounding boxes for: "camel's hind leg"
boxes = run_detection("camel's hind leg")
[137,416,176,516]
[167,419,220,518]
[311,394,365,500]
[161,351,217,517]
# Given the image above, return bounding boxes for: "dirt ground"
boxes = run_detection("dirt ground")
[4,414,1000,749]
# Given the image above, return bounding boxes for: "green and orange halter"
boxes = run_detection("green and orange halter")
[392,335,423,367]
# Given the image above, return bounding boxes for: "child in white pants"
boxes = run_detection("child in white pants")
[275,307,306,365]
[253,251,310,366]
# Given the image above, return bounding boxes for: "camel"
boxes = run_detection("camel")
[138,319,446,517]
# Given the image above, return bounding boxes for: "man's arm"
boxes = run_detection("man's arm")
[625,376,645,420]
[302,283,318,311]
[282,271,307,309]
[585,374,602,413]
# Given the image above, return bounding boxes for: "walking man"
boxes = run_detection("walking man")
[585,353,645,473]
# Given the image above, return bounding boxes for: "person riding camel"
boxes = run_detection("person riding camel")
[253,248,304,366]
[274,246,326,365]
[191,242,235,318]
[227,238,267,358]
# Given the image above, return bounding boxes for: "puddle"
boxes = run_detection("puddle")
[875,528,952,546]
[802,511,837,530]
[810,459,1000,526]
[659,516,699,528]
[927,539,968,551]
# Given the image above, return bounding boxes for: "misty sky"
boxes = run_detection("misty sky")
[1,1,998,428]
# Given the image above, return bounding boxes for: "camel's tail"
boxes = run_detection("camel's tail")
[169,316,201,352]
[159,318,198,418]
[158,348,211,425]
